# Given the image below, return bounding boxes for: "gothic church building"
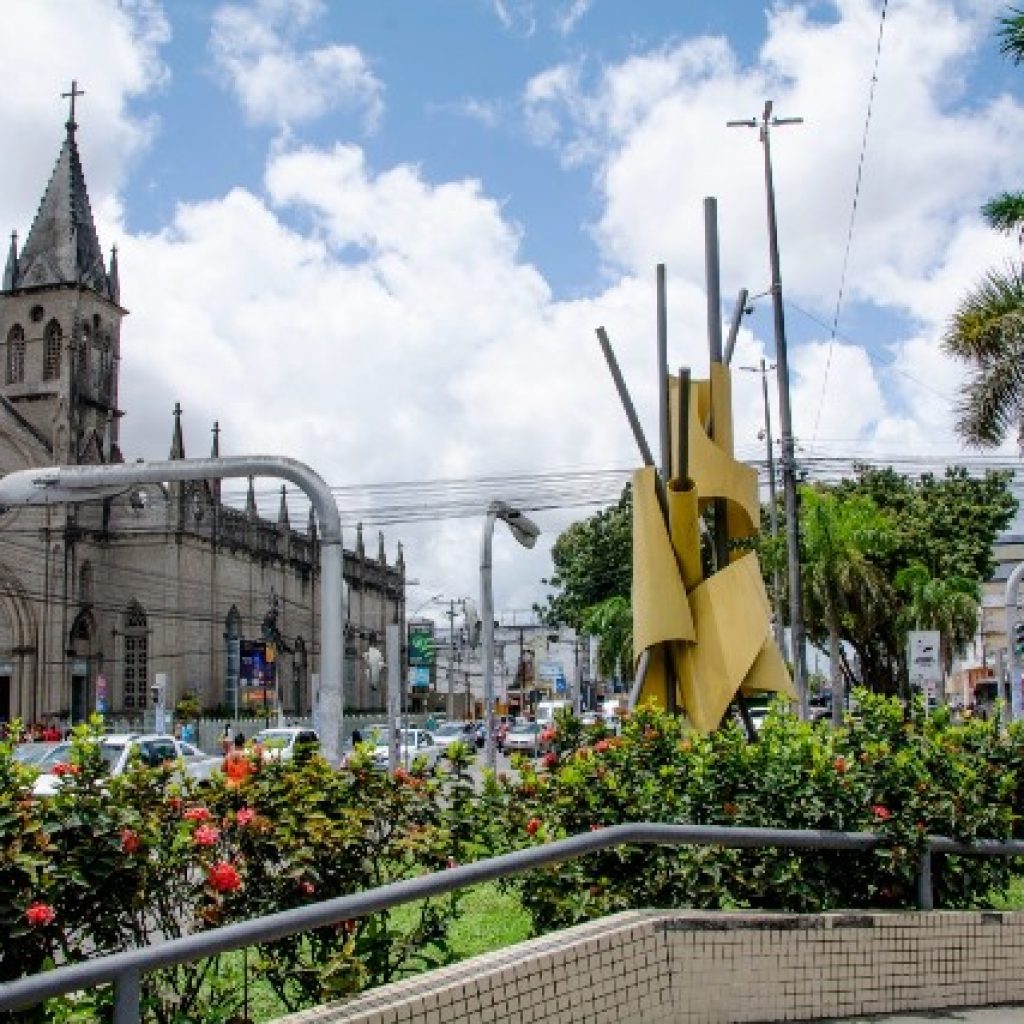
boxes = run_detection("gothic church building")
[0,103,404,727]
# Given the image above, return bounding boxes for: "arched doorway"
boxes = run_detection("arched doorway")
[69,609,97,724]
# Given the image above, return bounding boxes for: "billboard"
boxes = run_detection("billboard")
[408,665,431,691]
[907,630,942,698]
[408,621,435,666]
[240,640,276,707]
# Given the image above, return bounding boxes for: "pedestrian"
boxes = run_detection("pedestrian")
[181,720,195,744]
[220,723,232,756]
[351,728,363,745]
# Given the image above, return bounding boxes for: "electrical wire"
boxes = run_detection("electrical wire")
[811,0,889,442]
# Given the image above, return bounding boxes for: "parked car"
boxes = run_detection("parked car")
[33,733,188,796]
[431,721,475,750]
[504,721,549,756]
[13,741,63,767]
[369,728,440,771]
[253,727,320,762]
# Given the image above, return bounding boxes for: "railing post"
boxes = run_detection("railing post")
[916,842,934,911]
[113,967,141,1024]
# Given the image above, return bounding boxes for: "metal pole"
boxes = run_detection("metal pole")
[447,600,456,720]
[0,457,347,761]
[386,623,401,770]
[761,359,786,656]
[481,510,498,771]
[657,264,670,480]
[729,100,808,716]
[723,288,750,367]
[705,198,729,572]
[1004,562,1024,722]
[112,967,140,1024]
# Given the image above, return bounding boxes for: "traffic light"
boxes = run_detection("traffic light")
[1015,619,1024,657]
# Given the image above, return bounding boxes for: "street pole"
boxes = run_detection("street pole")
[741,359,785,656]
[728,100,809,717]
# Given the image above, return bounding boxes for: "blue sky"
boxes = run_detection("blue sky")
[1,0,1022,613]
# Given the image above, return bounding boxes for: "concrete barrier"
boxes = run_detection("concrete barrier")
[274,908,1024,1024]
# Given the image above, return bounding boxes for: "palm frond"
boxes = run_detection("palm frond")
[982,192,1024,237]
[943,262,1024,361]
[998,7,1024,65]
[955,343,1024,448]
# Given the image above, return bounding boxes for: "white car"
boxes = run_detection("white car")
[430,721,475,750]
[370,728,440,771]
[504,722,549,755]
[253,727,320,761]
[32,733,194,796]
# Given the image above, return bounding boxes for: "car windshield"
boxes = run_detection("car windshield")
[14,743,59,765]
[37,742,73,768]
[435,723,466,736]
[255,731,293,749]
[99,741,128,771]
[513,723,539,735]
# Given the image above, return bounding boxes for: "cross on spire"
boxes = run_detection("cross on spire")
[62,80,85,133]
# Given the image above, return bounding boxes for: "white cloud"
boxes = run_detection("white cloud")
[492,0,537,38]
[3,0,1023,613]
[210,0,384,131]
[556,0,592,36]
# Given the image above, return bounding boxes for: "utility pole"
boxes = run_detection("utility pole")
[728,99,809,717]
[740,359,785,656]
[445,597,468,719]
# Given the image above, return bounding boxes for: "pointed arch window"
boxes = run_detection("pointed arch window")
[6,325,24,384]
[123,600,149,710]
[43,320,62,381]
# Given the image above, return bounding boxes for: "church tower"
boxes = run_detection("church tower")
[0,82,125,466]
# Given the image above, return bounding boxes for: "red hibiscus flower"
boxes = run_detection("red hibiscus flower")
[121,829,141,855]
[25,902,55,927]
[183,807,212,822]
[833,756,848,774]
[542,752,558,769]
[193,824,220,847]
[53,762,80,777]
[235,808,256,827]
[298,880,316,896]
[594,739,612,754]
[207,861,242,894]
[526,817,542,837]
[871,804,892,821]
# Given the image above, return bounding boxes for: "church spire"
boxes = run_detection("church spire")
[107,244,119,303]
[14,81,113,298]
[3,231,17,290]
[277,485,290,528]
[169,402,184,459]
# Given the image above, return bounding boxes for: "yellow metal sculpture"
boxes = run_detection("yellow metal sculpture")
[632,362,795,732]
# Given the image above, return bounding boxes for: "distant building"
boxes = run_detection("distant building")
[0,98,404,726]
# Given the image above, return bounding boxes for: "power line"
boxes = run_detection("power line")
[811,0,889,442]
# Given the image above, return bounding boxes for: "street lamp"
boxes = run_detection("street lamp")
[481,500,540,771]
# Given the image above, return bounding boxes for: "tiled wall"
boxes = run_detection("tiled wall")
[275,909,1024,1023]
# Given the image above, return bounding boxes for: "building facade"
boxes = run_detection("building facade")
[0,106,404,727]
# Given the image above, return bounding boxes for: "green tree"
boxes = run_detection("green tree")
[540,485,631,629]
[799,488,893,724]
[580,596,633,682]
[895,561,980,701]
[942,6,1024,446]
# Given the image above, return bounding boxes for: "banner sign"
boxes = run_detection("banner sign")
[408,665,431,691]
[240,640,275,707]
[908,630,942,694]
[408,621,435,666]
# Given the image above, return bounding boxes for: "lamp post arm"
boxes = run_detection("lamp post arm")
[480,509,499,771]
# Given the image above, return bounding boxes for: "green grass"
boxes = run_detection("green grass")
[201,883,532,1022]
[988,873,1024,910]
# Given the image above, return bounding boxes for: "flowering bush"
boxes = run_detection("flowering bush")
[498,695,1024,931]
[4,697,1024,1022]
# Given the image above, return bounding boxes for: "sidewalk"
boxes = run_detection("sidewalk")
[827,1008,1024,1023]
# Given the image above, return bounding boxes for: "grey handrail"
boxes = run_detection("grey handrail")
[2,822,1023,1021]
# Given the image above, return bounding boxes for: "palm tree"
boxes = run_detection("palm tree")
[800,489,893,725]
[942,6,1024,447]
[581,595,633,685]
[895,561,980,703]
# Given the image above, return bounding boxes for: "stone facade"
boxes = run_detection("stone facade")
[0,108,404,727]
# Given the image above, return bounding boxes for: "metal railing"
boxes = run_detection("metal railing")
[2,822,1023,1023]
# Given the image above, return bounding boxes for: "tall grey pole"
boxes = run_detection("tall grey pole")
[0,457,347,761]
[386,623,401,770]
[728,100,808,717]
[1005,562,1024,722]
[480,509,498,771]
[704,198,729,572]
